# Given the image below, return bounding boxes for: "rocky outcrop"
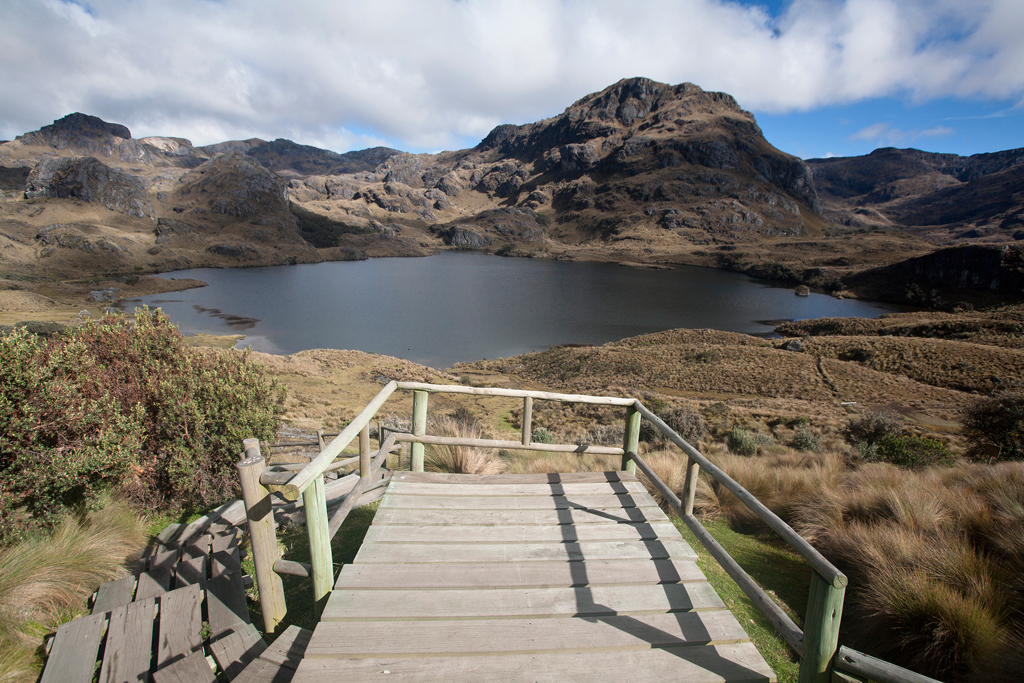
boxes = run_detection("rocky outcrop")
[240,139,400,176]
[174,154,290,219]
[25,156,153,218]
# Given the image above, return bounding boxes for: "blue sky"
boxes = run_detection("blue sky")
[1,0,1022,160]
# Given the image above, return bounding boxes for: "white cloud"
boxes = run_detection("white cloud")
[0,0,1021,151]
[848,122,955,146]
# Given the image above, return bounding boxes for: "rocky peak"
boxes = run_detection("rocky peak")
[18,112,132,149]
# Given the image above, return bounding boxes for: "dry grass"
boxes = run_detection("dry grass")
[501,451,620,475]
[424,416,504,475]
[0,497,147,683]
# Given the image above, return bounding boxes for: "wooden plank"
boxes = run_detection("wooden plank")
[322,583,725,621]
[209,623,267,680]
[156,584,203,667]
[261,625,311,670]
[173,556,207,590]
[211,532,239,553]
[391,471,636,485]
[208,573,251,637]
[292,643,775,682]
[378,493,656,510]
[135,568,171,601]
[387,481,649,497]
[371,505,670,527]
[231,659,289,683]
[151,651,215,683]
[363,521,683,544]
[93,575,136,614]
[183,535,212,561]
[40,613,107,683]
[306,610,751,657]
[335,558,709,590]
[98,598,156,683]
[211,547,242,578]
[151,549,179,570]
[353,538,697,564]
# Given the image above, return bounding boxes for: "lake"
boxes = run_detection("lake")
[122,252,902,368]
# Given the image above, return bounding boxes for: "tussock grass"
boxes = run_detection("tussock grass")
[424,416,504,475]
[698,453,1024,682]
[501,451,619,475]
[0,497,147,683]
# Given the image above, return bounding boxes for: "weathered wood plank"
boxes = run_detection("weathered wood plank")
[93,575,136,614]
[371,505,669,527]
[292,643,775,682]
[183,534,212,561]
[322,583,724,621]
[173,556,207,590]
[391,471,637,485]
[231,660,289,683]
[156,584,203,667]
[98,598,156,683]
[306,610,750,657]
[151,651,215,683]
[378,493,656,510]
[211,547,242,578]
[261,625,311,670]
[209,623,267,680]
[135,568,171,601]
[335,558,708,590]
[353,538,697,564]
[40,613,107,683]
[208,573,251,637]
[150,549,179,570]
[387,481,648,497]
[363,521,683,544]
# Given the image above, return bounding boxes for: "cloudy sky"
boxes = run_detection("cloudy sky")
[1,0,1022,160]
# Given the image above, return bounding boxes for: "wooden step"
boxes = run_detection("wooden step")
[353,538,697,564]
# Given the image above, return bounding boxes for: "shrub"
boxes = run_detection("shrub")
[845,409,905,445]
[963,391,1024,462]
[639,405,707,445]
[727,428,758,456]
[872,435,955,469]
[0,309,282,544]
[531,426,554,444]
[578,423,624,447]
[789,428,821,452]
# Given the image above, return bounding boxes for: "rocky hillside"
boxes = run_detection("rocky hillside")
[1,79,1023,307]
[807,147,1024,242]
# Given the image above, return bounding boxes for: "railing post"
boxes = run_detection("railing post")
[682,458,701,515]
[521,396,533,447]
[302,472,333,617]
[799,570,846,683]
[316,429,325,452]
[411,390,428,472]
[237,438,286,633]
[622,403,640,474]
[359,423,371,479]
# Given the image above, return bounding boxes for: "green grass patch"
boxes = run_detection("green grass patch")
[673,516,809,683]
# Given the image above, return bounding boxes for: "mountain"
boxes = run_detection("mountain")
[1,81,1023,306]
[806,147,1024,241]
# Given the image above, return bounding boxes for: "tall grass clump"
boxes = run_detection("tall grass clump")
[0,497,146,683]
[424,416,503,474]
[0,308,283,544]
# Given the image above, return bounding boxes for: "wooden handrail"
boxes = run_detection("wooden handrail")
[328,433,396,538]
[272,380,398,500]
[632,400,847,589]
[396,381,636,406]
[395,433,624,456]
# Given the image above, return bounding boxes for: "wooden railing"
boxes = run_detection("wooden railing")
[237,382,940,683]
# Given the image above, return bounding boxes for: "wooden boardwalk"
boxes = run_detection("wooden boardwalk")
[293,471,776,682]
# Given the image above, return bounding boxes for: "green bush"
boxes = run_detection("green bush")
[789,428,821,452]
[727,428,758,456]
[0,309,283,544]
[870,434,955,469]
[531,427,554,444]
[845,409,905,445]
[963,391,1024,462]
